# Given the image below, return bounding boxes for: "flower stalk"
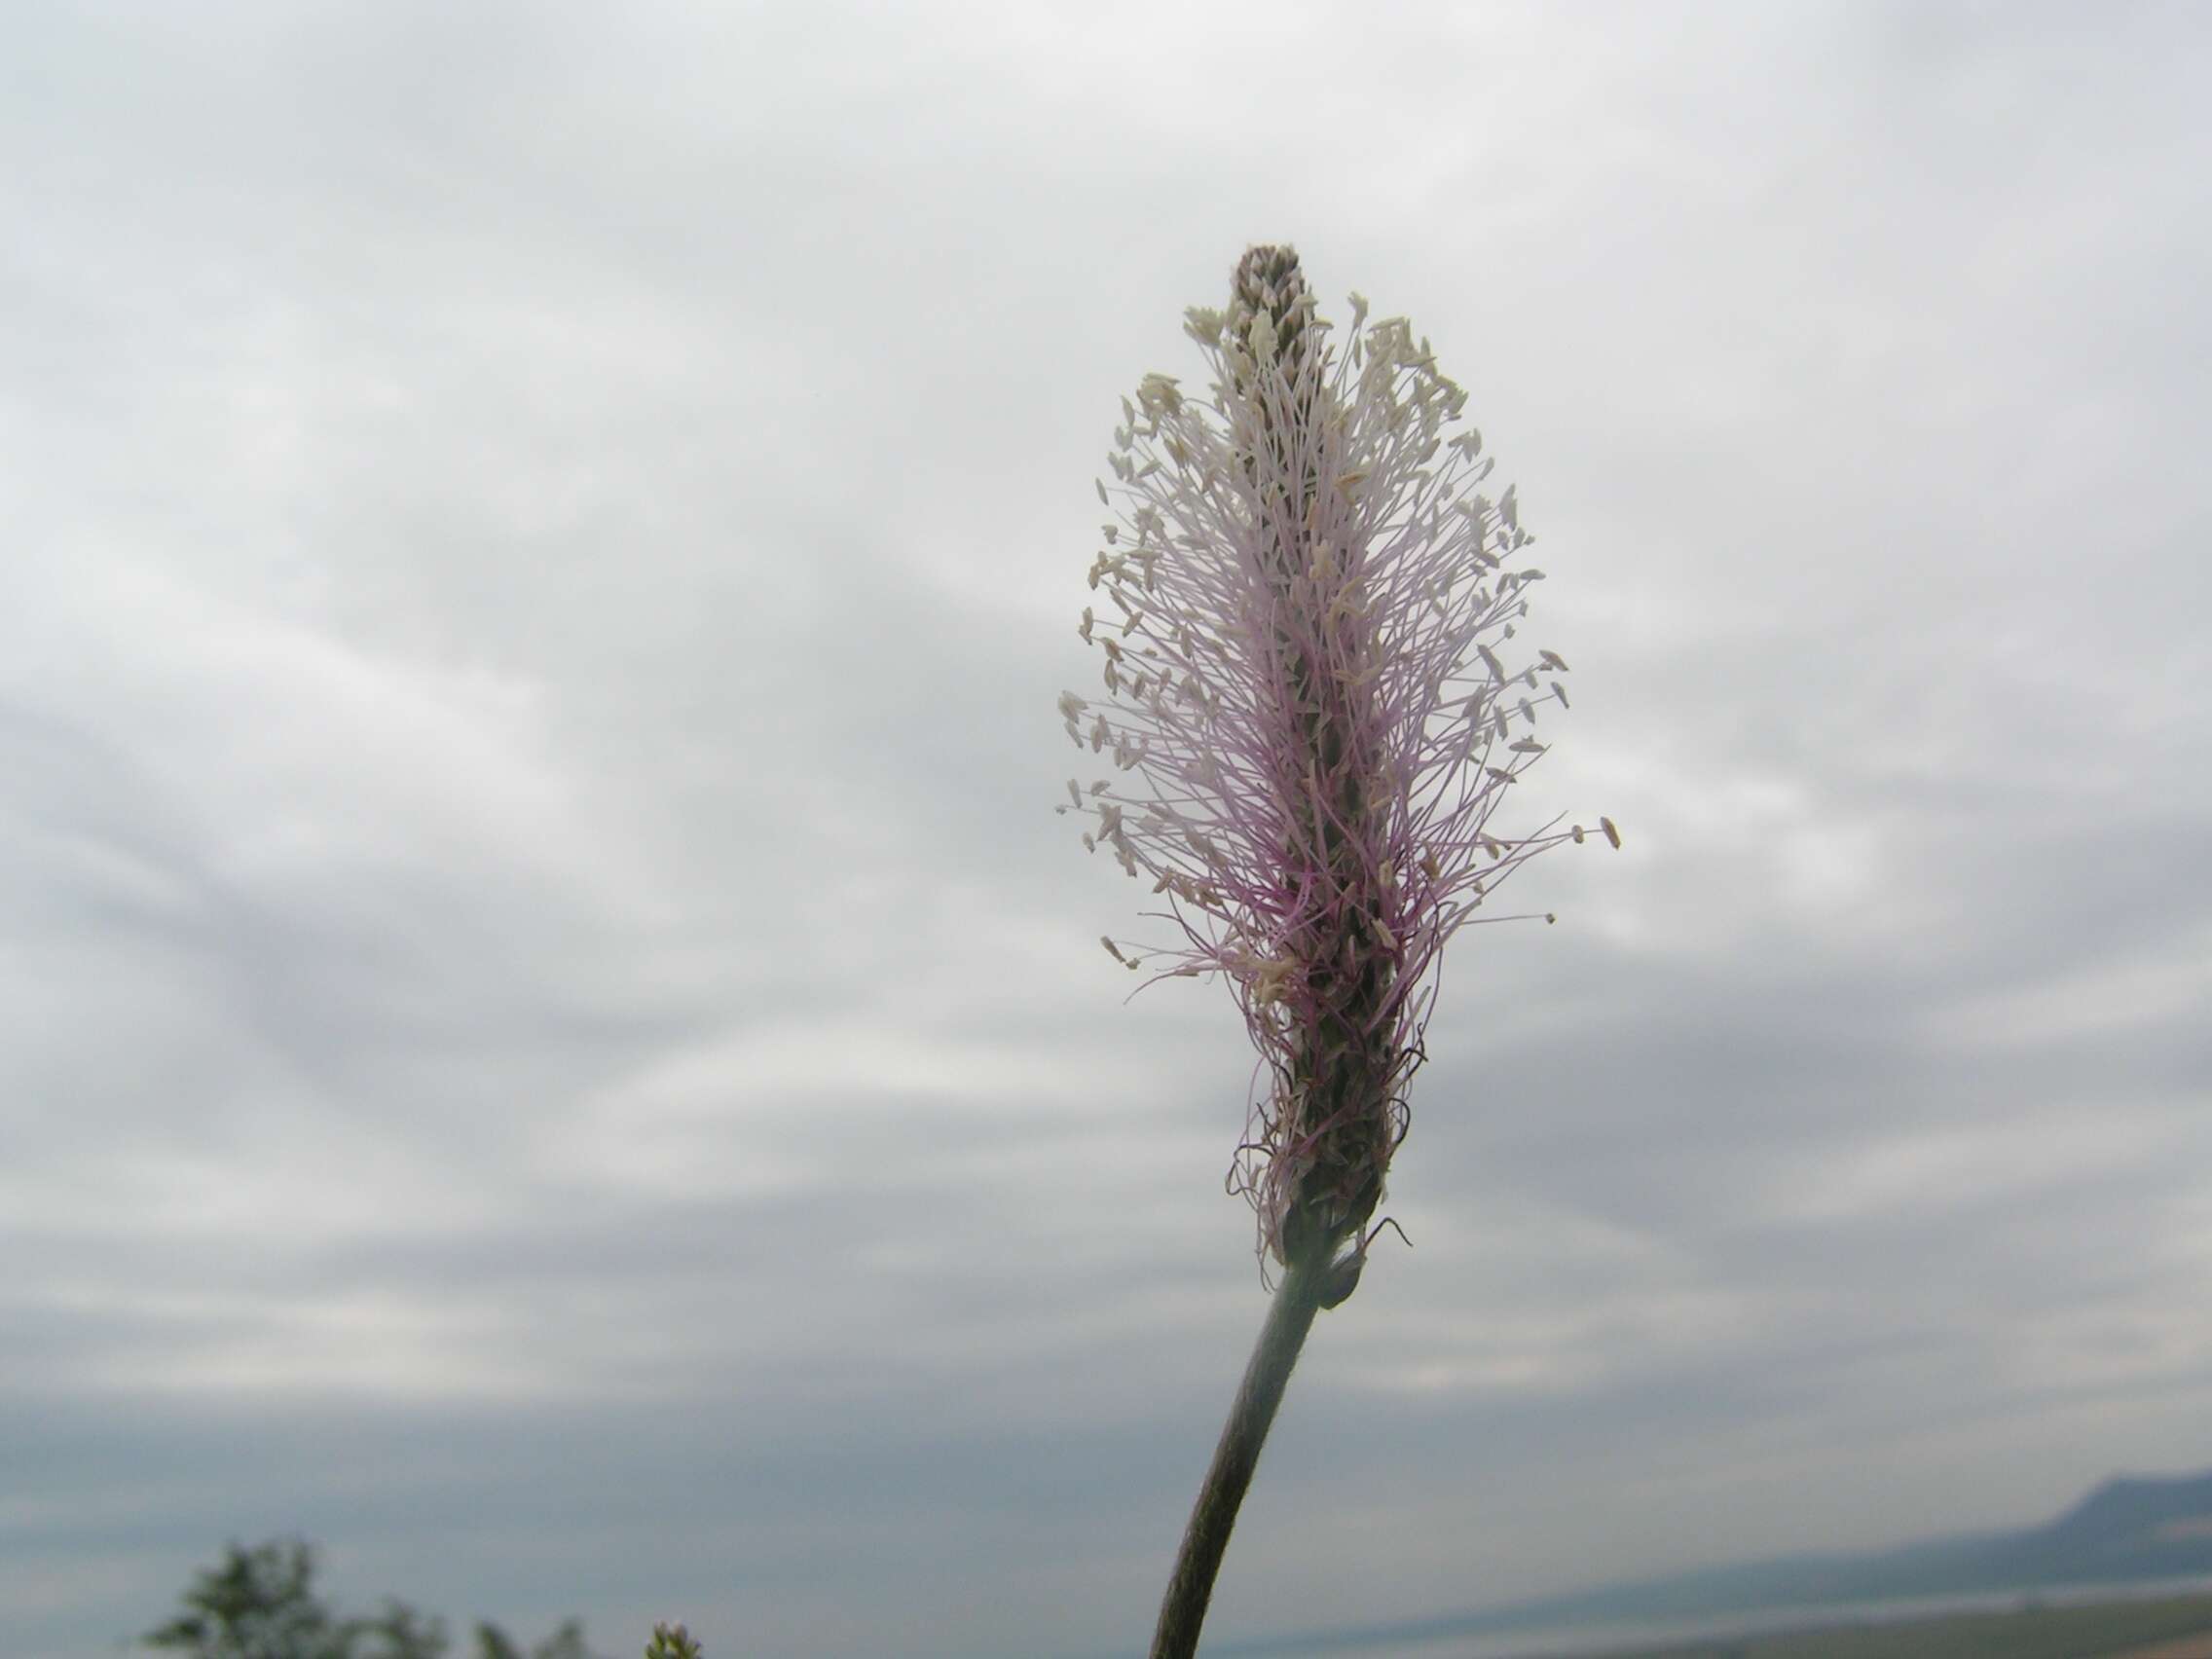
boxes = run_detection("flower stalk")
[1149,1242,1331,1658]
[1062,245,1613,1658]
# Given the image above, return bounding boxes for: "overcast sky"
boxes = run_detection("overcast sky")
[4,3,2209,1656]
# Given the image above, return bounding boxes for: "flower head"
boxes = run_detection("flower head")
[1061,245,1614,1275]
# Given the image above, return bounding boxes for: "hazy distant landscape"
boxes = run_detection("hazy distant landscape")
[1226,1469,2212,1659]
[1559,1589,2212,1659]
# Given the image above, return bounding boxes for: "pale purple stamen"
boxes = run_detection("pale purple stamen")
[1060,245,1612,1272]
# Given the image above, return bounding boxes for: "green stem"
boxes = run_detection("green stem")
[1149,1247,1331,1659]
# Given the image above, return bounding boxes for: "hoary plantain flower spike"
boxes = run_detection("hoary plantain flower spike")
[1061,244,1614,1277]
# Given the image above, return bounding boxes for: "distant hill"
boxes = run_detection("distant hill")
[1215,1467,2212,1657]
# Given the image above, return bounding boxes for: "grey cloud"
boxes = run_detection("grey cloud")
[5,1,2210,1656]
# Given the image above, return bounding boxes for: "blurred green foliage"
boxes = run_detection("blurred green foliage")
[142,1538,618,1659]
